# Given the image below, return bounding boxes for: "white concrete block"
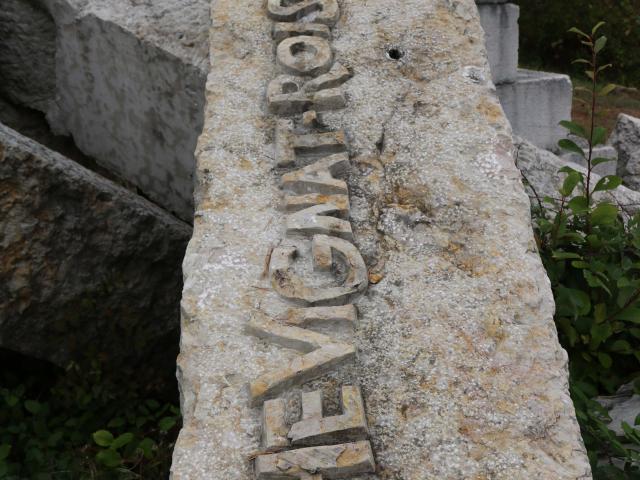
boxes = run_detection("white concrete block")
[498,69,573,151]
[477,2,519,84]
[41,0,210,222]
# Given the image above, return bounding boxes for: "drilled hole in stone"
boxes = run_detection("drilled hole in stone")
[387,48,404,60]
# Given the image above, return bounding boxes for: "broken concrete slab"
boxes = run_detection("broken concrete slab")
[497,69,573,151]
[610,113,640,191]
[0,122,191,367]
[172,1,590,478]
[477,2,519,84]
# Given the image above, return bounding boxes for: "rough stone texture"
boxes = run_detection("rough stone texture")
[598,383,640,437]
[0,0,56,112]
[0,122,191,367]
[610,114,640,191]
[477,2,519,84]
[560,144,619,178]
[173,1,591,478]
[515,137,640,214]
[498,69,573,151]
[20,0,210,221]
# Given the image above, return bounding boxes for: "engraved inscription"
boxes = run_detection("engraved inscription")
[266,0,340,26]
[288,387,369,446]
[254,441,375,479]
[277,36,334,77]
[251,1,376,477]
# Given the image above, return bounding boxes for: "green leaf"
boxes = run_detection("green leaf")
[558,138,585,156]
[591,323,613,348]
[552,251,582,260]
[593,175,622,192]
[107,417,125,428]
[560,171,582,197]
[96,449,122,468]
[5,394,18,407]
[597,63,613,74]
[616,308,640,323]
[572,58,591,66]
[594,35,607,53]
[569,27,590,39]
[592,126,607,146]
[92,430,114,447]
[600,83,617,96]
[158,416,177,432]
[585,70,595,80]
[594,303,607,323]
[559,120,588,139]
[592,157,616,166]
[609,339,633,354]
[592,21,606,35]
[556,286,591,317]
[568,195,589,214]
[598,352,613,368]
[24,400,41,415]
[0,444,10,461]
[137,438,156,460]
[111,433,134,450]
[591,203,618,226]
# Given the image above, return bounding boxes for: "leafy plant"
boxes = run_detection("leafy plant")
[529,22,640,477]
[0,352,181,479]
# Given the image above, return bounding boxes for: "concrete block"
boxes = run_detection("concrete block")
[0,122,191,367]
[497,69,573,151]
[477,2,519,84]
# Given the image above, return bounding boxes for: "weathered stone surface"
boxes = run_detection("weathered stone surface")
[610,114,640,191]
[560,144,618,177]
[172,1,591,478]
[0,0,56,112]
[477,2,519,84]
[26,0,210,221]
[498,69,573,151]
[515,136,640,215]
[0,122,190,367]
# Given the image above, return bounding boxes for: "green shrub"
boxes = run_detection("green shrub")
[515,0,640,86]
[529,23,640,477]
[0,352,180,479]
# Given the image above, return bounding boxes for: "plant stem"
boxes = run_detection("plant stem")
[585,35,598,235]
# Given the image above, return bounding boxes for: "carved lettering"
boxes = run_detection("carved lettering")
[268,76,345,116]
[262,398,291,452]
[286,204,353,240]
[303,63,352,93]
[269,235,367,306]
[254,441,375,479]
[280,305,357,327]
[273,22,331,43]
[277,36,333,77]
[283,194,349,215]
[281,153,349,193]
[288,387,368,446]
[274,127,347,168]
[266,0,340,26]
